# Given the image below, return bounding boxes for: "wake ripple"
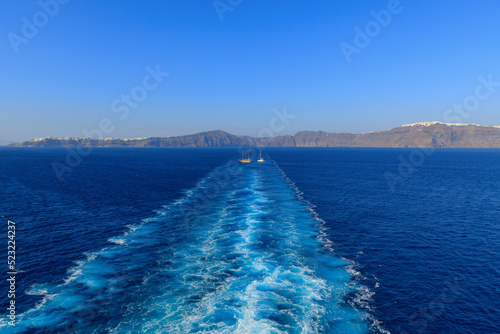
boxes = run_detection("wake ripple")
[2,160,374,333]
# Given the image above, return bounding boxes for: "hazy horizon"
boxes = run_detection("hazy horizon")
[7,120,500,146]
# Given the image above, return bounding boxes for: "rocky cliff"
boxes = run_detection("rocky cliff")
[8,122,500,148]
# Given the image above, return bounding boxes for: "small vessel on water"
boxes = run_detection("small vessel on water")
[239,150,253,163]
[258,151,264,162]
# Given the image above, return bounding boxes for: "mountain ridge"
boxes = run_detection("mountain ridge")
[7,122,500,148]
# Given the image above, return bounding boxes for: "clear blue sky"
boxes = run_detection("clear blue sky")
[1,0,500,142]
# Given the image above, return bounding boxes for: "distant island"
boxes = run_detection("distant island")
[7,122,500,148]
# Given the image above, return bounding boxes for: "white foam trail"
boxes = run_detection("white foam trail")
[3,160,386,333]
[108,237,127,245]
[272,159,390,334]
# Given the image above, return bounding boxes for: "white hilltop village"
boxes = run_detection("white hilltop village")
[400,121,500,128]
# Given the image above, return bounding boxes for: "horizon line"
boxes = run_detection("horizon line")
[6,121,500,144]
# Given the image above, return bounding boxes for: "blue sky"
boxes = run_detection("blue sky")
[1,0,500,142]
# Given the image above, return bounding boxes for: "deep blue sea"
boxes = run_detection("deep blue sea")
[0,147,499,333]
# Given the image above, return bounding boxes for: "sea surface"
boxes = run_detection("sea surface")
[0,147,498,333]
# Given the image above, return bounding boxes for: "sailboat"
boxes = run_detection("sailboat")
[239,150,253,163]
[258,151,264,162]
